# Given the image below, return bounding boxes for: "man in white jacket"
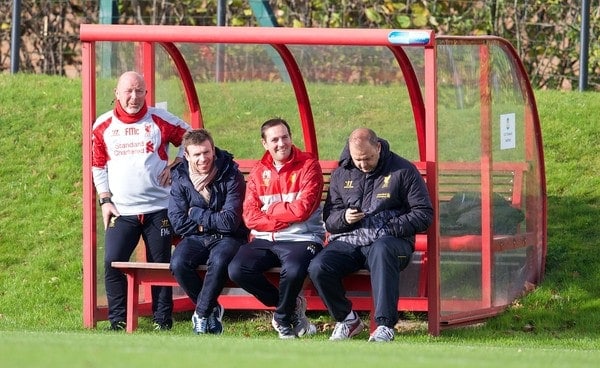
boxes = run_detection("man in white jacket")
[92,71,191,331]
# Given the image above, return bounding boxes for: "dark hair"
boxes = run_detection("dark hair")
[260,118,292,140]
[182,129,215,150]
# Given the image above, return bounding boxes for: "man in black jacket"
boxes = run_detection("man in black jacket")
[168,129,247,334]
[308,128,433,342]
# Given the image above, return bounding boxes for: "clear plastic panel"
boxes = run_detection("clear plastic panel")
[93,41,192,306]
[287,45,421,161]
[436,39,544,316]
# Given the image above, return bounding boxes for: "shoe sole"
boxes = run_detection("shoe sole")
[278,334,297,339]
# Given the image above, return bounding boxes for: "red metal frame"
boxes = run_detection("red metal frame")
[80,26,546,337]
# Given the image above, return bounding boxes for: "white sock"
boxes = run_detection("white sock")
[344,311,356,321]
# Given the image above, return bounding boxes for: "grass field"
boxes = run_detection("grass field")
[1,331,598,368]
[0,74,599,367]
[0,332,600,368]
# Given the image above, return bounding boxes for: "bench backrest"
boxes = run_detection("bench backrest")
[235,159,527,209]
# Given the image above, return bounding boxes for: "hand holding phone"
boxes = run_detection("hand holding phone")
[349,205,362,213]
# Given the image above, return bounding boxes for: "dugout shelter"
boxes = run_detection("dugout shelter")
[80,25,547,336]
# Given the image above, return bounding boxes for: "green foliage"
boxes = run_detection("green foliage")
[107,0,600,90]
[0,75,599,349]
[1,1,599,89]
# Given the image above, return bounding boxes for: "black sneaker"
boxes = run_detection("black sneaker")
[207,304,224,334]
[108,321,126,331]
[153,319,173,331]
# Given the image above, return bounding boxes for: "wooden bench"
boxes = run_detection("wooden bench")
[112,159,531,332]
[111,261,373,332]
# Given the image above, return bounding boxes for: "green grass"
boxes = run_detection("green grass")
[0,74,599,366]
[1,330,598,368]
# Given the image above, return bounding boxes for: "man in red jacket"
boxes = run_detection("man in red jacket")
[228,118,325,339]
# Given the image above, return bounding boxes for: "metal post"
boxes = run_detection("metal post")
[579,0,590,91]
[99,0,118,78]
[10,0,22,74]
[215,0,226,82]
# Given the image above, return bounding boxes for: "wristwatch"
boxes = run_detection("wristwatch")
[99,197,113,206]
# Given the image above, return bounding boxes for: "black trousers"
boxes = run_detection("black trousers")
[104,209,173,324]
[170,235,243,317]
[228,239,322,326]
[308,236,412,328]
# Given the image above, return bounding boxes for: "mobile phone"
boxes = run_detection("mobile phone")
[349,205,362,212]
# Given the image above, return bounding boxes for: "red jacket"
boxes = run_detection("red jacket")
[243,146,326,243]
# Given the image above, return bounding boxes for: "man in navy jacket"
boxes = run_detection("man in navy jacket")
[168,129,247,334]
[308,128,433,342]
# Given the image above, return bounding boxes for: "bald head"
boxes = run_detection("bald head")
[349,128,378,147]
[115,71,147,115]
[348,128,381,173]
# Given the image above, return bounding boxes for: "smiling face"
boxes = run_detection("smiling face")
[114,72,147,115]
[184,140,215,174]
[261,123,293,165]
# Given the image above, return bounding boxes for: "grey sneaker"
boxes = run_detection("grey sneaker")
[368,325,395,342]
[192,312,208,334]
[271,317,297,339]
[207,304,224,334]
[292,296,316,337]
[329,312,365,341]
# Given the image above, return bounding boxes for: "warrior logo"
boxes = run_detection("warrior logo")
[146,141,154,153]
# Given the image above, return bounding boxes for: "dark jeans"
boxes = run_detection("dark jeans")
[170,234,243,317]
[228,239,322,326]
[308,236,412,328]
[104,209,173,324]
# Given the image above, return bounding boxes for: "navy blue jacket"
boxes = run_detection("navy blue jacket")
[168,147,248,240]
[324,138,433,247]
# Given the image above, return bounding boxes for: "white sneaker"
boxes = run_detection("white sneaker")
[368,325,395,342]
[329,311,365,340]
[192,312,208,334]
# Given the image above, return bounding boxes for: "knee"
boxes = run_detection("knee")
[283,265,305,281]
[307,257,323,278]
[169,254,182,270]
[308,258,321,277]
[227,258,242,282]
[169,252,189,275]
